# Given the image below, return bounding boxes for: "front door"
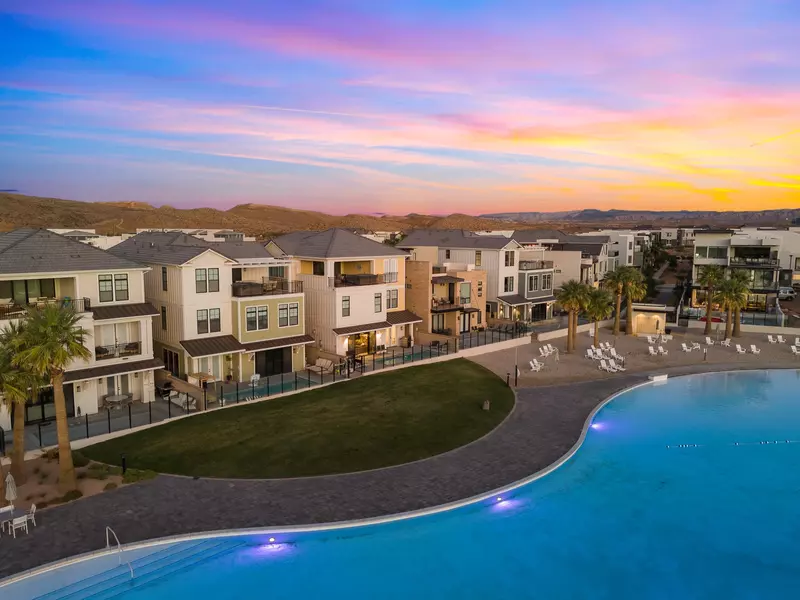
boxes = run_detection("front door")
[459,312,470,333]
[255,347,293,377]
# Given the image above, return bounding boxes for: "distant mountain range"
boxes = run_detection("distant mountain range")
[480,208,800,226]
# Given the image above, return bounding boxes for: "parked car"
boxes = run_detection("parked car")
[778,287,797,300]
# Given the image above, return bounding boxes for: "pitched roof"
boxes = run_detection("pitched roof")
[241,333,315,353]
[511,229,566,243]
[497,294,529,306]
[332,320,392,336]
[64,358,164,383]
[385,309,423,326]
[271,228,408,259]
[0,229,146,275]
[180,335,244,357]
[91,302,160,321]
[398,230,513,250]
[110,232,270,265]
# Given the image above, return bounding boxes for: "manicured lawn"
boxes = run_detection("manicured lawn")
[83,359,514,478]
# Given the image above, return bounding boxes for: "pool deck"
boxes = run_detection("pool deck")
[1,359,797,580]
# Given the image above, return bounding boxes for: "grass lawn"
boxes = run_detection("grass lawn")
[83,359,514,478]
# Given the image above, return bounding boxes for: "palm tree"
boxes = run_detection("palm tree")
[622,270,647,335]
[556,280,588,353]
[714,279,738,340]
[16,305,90,491]
[603,266,633,336]
[584,288,614,347]
[697,265,725,335]
[729,271,751,338]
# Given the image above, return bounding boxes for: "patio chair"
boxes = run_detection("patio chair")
[11,516,28,538]
[646,336,656,344]
[767,335,777,344]
[720,339,731,347]
[681,343,693,353]
[705,337,715,346]
[791,346,800,357]
[795,337,800,346]
[657,346,668,356]
[750,345,761,355]
[691,342,702,350]
[529,360,542,372]
[735,344,747,354]
[598,359,615,373]
[26,504,36,527]
[648,346,658,357]
[777,335,787,344]
[609,359,626,372]
[585,348,595,360]
[546,344,556,354]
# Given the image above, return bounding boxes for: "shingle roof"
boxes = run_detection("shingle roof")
[271,229,409,258]
[180,335,244,357]
[511,229,566,243]
[0,229,146,275]
[385,309,423,326]
[64,358,164,383]
[497,294,529,306]
[110,232,270,265]
[398,230,514,250]
[332,320,392,336]
[241,333,315,353]
[91,302,160,321]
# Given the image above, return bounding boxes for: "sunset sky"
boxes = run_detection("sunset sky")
[1,0,798,214]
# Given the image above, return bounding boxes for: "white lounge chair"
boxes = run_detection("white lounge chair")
[791,346,800,357]
[546,344,557,355]
[691,342,702,350]
[648,346,658,357]
[720,339,731,347]
[767,335,777,344]
[529,359,542,372]
[681,343,693,353]
[795,337,800,346]
[705,337,715,346]
[750,345,761,355]
[657,346,668,356]
[610,359,626,372]
[585,348,595,360]
[539,347,549,358]
[11,516,28,538]
[777,335,787,344]
[647,336,656,344]
[610,348,622,360]
[599,359,616,373]
[662,334,673,341]
[735,344,747,354]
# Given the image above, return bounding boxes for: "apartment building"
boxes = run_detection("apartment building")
[398,230,554,321]
[267,229,420,358]
[0,229,161,429]
[511,230,611,287]
[405,260,486,336]
[691,228,800,310]
[110,232,311,384]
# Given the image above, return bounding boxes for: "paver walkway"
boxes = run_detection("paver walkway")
[0,362,794,579]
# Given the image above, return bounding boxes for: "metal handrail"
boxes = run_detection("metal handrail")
[106,526,134,579]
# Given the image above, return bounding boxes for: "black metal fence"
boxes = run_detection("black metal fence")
[459,323,531,349]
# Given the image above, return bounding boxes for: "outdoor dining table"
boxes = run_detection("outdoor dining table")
[105,394,127,409]
[0,505,14,532]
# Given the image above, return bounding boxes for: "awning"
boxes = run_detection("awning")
[386,310,423,326]
[64,358,164,383]
[530,295,556,305]
[463,307,481,314]
[242,334,315,353]
[432,275,464,284]
[180,335,244,357]
[497,294,530,306]
[333,321,391,336]
[91,302,160,321]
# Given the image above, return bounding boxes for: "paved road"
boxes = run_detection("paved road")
[1,362,794,580]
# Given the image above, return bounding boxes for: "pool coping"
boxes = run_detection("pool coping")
[2,366,796,589]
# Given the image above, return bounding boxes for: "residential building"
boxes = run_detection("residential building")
[576,230,636,269]
[405,261,486,337]
[357,230,403,245]
[690,228,800,310]
[0,229,162,429]
[135,228,256,242]
[110,232,310,384]
[267,229,420,358]
[47,229,135,250]
[398,230,554,321]
[511,230,611,287]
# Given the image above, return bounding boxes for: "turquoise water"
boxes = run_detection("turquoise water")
[14,370,800,599]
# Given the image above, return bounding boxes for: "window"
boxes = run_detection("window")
[161,306,167,330]
[99,274,128,302]
[99,275,113,303]
[528,274,539,292]
[246,306,268,331]
[445,249,451,259]
[289,303,299,326]
[542,274,552,290]
[269,266,286,279]
[432,313,445,331]
[475,251,481,267]
[505,251,515,267]
[708,246,728,259]
[386,289,398,309]
[628,242,633,250]
[477,281,483,297]
[312,261,325,276]
[795,257,800,271]
[278,303,299,327]
[161,267,168,291]
[209,308,221,333]
[342,296,350,317]
[374,293,382,313]
[694,246,708,259]
[197,309,209,334]
[459,282,471,303]
[195,269,207,293]
[208,268,219,292]
[504,276,514,293]
[477,311,482,325]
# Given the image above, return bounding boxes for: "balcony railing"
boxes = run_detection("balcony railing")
[432,297,470,312]
[0,297,90,321]
[232,279,303,297]
[519,260,554,271]
[432,266,447,274]
[330,272,398,287]
[729,257,780,267]
[95,341,142,361]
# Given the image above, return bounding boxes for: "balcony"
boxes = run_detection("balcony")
[330,272,398,287]
[95,341,141,361]
[232,279,303,297]
[432,297,470,312]
[519,260,554,271]
[729,257,780,268]
[0,297,91,321]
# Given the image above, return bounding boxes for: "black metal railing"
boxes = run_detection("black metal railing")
[519,260,554,270]
[0,297,90,320]
[729,257,780,267]
[95,341,142,360]
[330,272,398,287]
[431,297,470,311]
[232,279,303,297]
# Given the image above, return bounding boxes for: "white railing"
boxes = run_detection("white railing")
[106,526,134,579]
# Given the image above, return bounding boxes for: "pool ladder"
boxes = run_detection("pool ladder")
[105,526,134,580]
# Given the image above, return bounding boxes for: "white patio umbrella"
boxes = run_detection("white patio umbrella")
[5,472,17,506]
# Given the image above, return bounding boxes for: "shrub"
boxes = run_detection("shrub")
[72,451,90,468]
[122,469,158,484]
[44,448,59,461]
[59,489,83,503]
[103,482,118,491]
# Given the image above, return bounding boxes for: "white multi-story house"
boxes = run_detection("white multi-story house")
[0,229,161,429]
[110,232,311,385]
[576,230,636,269]
[268,229,421,358]
[511,230,611,287]
[398,230,554,321]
